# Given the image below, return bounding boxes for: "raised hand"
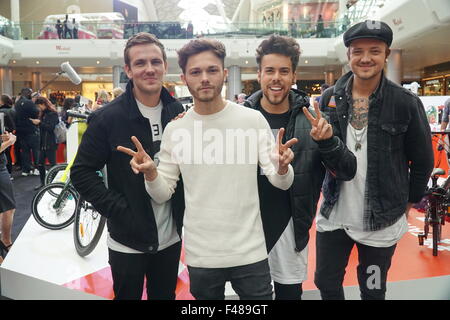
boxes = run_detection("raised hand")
[273,128,298,175]
[171,111,186,122]
[302,104,333,141]
[117,136,158,181]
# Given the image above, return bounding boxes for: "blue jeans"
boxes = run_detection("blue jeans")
[188,259,273,300]
[20,133,40,173]
[314,229,397,300]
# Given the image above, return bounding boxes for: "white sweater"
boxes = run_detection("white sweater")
[145,101,294,268]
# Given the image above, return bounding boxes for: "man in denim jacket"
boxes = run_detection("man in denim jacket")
[315,20,433,300]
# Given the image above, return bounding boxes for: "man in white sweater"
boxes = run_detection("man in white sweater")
[118,39,296,300]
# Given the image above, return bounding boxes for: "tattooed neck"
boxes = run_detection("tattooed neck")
[350,97,369,130]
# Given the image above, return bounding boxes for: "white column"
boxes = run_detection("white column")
[386,49,403,85]
[31,72,42,92]
[0,67,13,96]
[112,66,122,89]
[10,0,20,23]
[227,65,242,101]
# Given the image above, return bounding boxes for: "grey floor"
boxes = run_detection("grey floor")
[1,166,42,300]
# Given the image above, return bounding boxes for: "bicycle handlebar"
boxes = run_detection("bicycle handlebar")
[66,111,89,120]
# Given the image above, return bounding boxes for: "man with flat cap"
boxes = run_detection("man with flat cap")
[315,20,433,300]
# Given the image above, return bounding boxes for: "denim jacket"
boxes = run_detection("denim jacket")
[320,71,434,231]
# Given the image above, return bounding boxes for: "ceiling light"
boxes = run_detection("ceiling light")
[12,60,16,64]
[245,60,249,64]
[36,61,40,64]
[305,60,308,64]
[96,61,100,64]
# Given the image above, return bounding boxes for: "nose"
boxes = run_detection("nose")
[144,62,156,74]
[360,52,372,63]
[200,71,210,83]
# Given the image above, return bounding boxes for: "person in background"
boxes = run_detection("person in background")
[63,14,70,39]
[55,19,63,39]
[0,131,16,264]
[93,89,110,111]
[33,97,59,190]
[316,83,330,111]
[14,88,40,176]
[72,18,79,39]
[0,95,16,175]
[61,97,75,128]
[112,87,125,99]
[237,93,246,105]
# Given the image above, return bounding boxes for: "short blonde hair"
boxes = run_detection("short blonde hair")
[112,87,124,98]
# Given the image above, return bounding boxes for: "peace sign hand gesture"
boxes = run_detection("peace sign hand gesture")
[117,136,158,181]
[302,104,333,141]
[272,128,298,175]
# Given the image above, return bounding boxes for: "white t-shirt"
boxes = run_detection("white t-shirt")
[268,218,308,284]
[107,99,180,254]
[145,101,294,268]
[316,124,408,247]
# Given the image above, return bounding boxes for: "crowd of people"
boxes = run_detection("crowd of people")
[0,87,125,264]
[55,14,80,39]
[0,20,435,301]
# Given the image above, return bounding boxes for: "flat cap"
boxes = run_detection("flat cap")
[343,20,393,47]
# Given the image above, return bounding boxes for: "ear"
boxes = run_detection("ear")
[180,73,186,85]
[292,70,297,84]
[164,60,168,74]
[385,48,391,60]
[257,69,261,83]
[223,68,228,80]
[124,64,132,80]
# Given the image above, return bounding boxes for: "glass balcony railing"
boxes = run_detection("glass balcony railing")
[2,19,354,41]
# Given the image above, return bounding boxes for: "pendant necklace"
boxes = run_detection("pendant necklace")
[350,124,367,151]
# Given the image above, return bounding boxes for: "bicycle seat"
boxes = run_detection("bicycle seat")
[432,168,445,177]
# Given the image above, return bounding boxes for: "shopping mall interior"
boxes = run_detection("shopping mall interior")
[0,0,449,301]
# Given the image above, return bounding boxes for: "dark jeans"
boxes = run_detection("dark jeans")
[38,149,57,184]
[108,241,181,300]
[314,229,397,300]
[188,259,273,300]
[274,282,303,300]
[20,133,40,173]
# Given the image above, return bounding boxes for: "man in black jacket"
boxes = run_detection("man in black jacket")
[244,35,356,300]
[71,33,185,300]
[315,21,433,300]
[14,88,40,176]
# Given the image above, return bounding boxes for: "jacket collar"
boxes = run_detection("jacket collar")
[124,80,177,120]
[334,70,386,101]
[245,88,310,112]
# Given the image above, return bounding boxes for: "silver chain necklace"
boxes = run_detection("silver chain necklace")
[349,124,367,151]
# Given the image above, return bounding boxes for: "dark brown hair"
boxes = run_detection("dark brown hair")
[177,38,226,74]
[256,35,301,71]
[35,96,57,113]
[124,32,167,67]
[1,94,13,106]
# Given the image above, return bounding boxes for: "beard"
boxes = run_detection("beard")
[189,82,224,103]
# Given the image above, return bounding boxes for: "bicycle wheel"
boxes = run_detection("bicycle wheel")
[432,221,440,256]
[45,163,68,185]
[32,182,78,230]
[73,198,106,257]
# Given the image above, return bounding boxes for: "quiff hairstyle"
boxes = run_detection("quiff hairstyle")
[256,35,301,72]
[124,32,167,66]
[177,38,226,74]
